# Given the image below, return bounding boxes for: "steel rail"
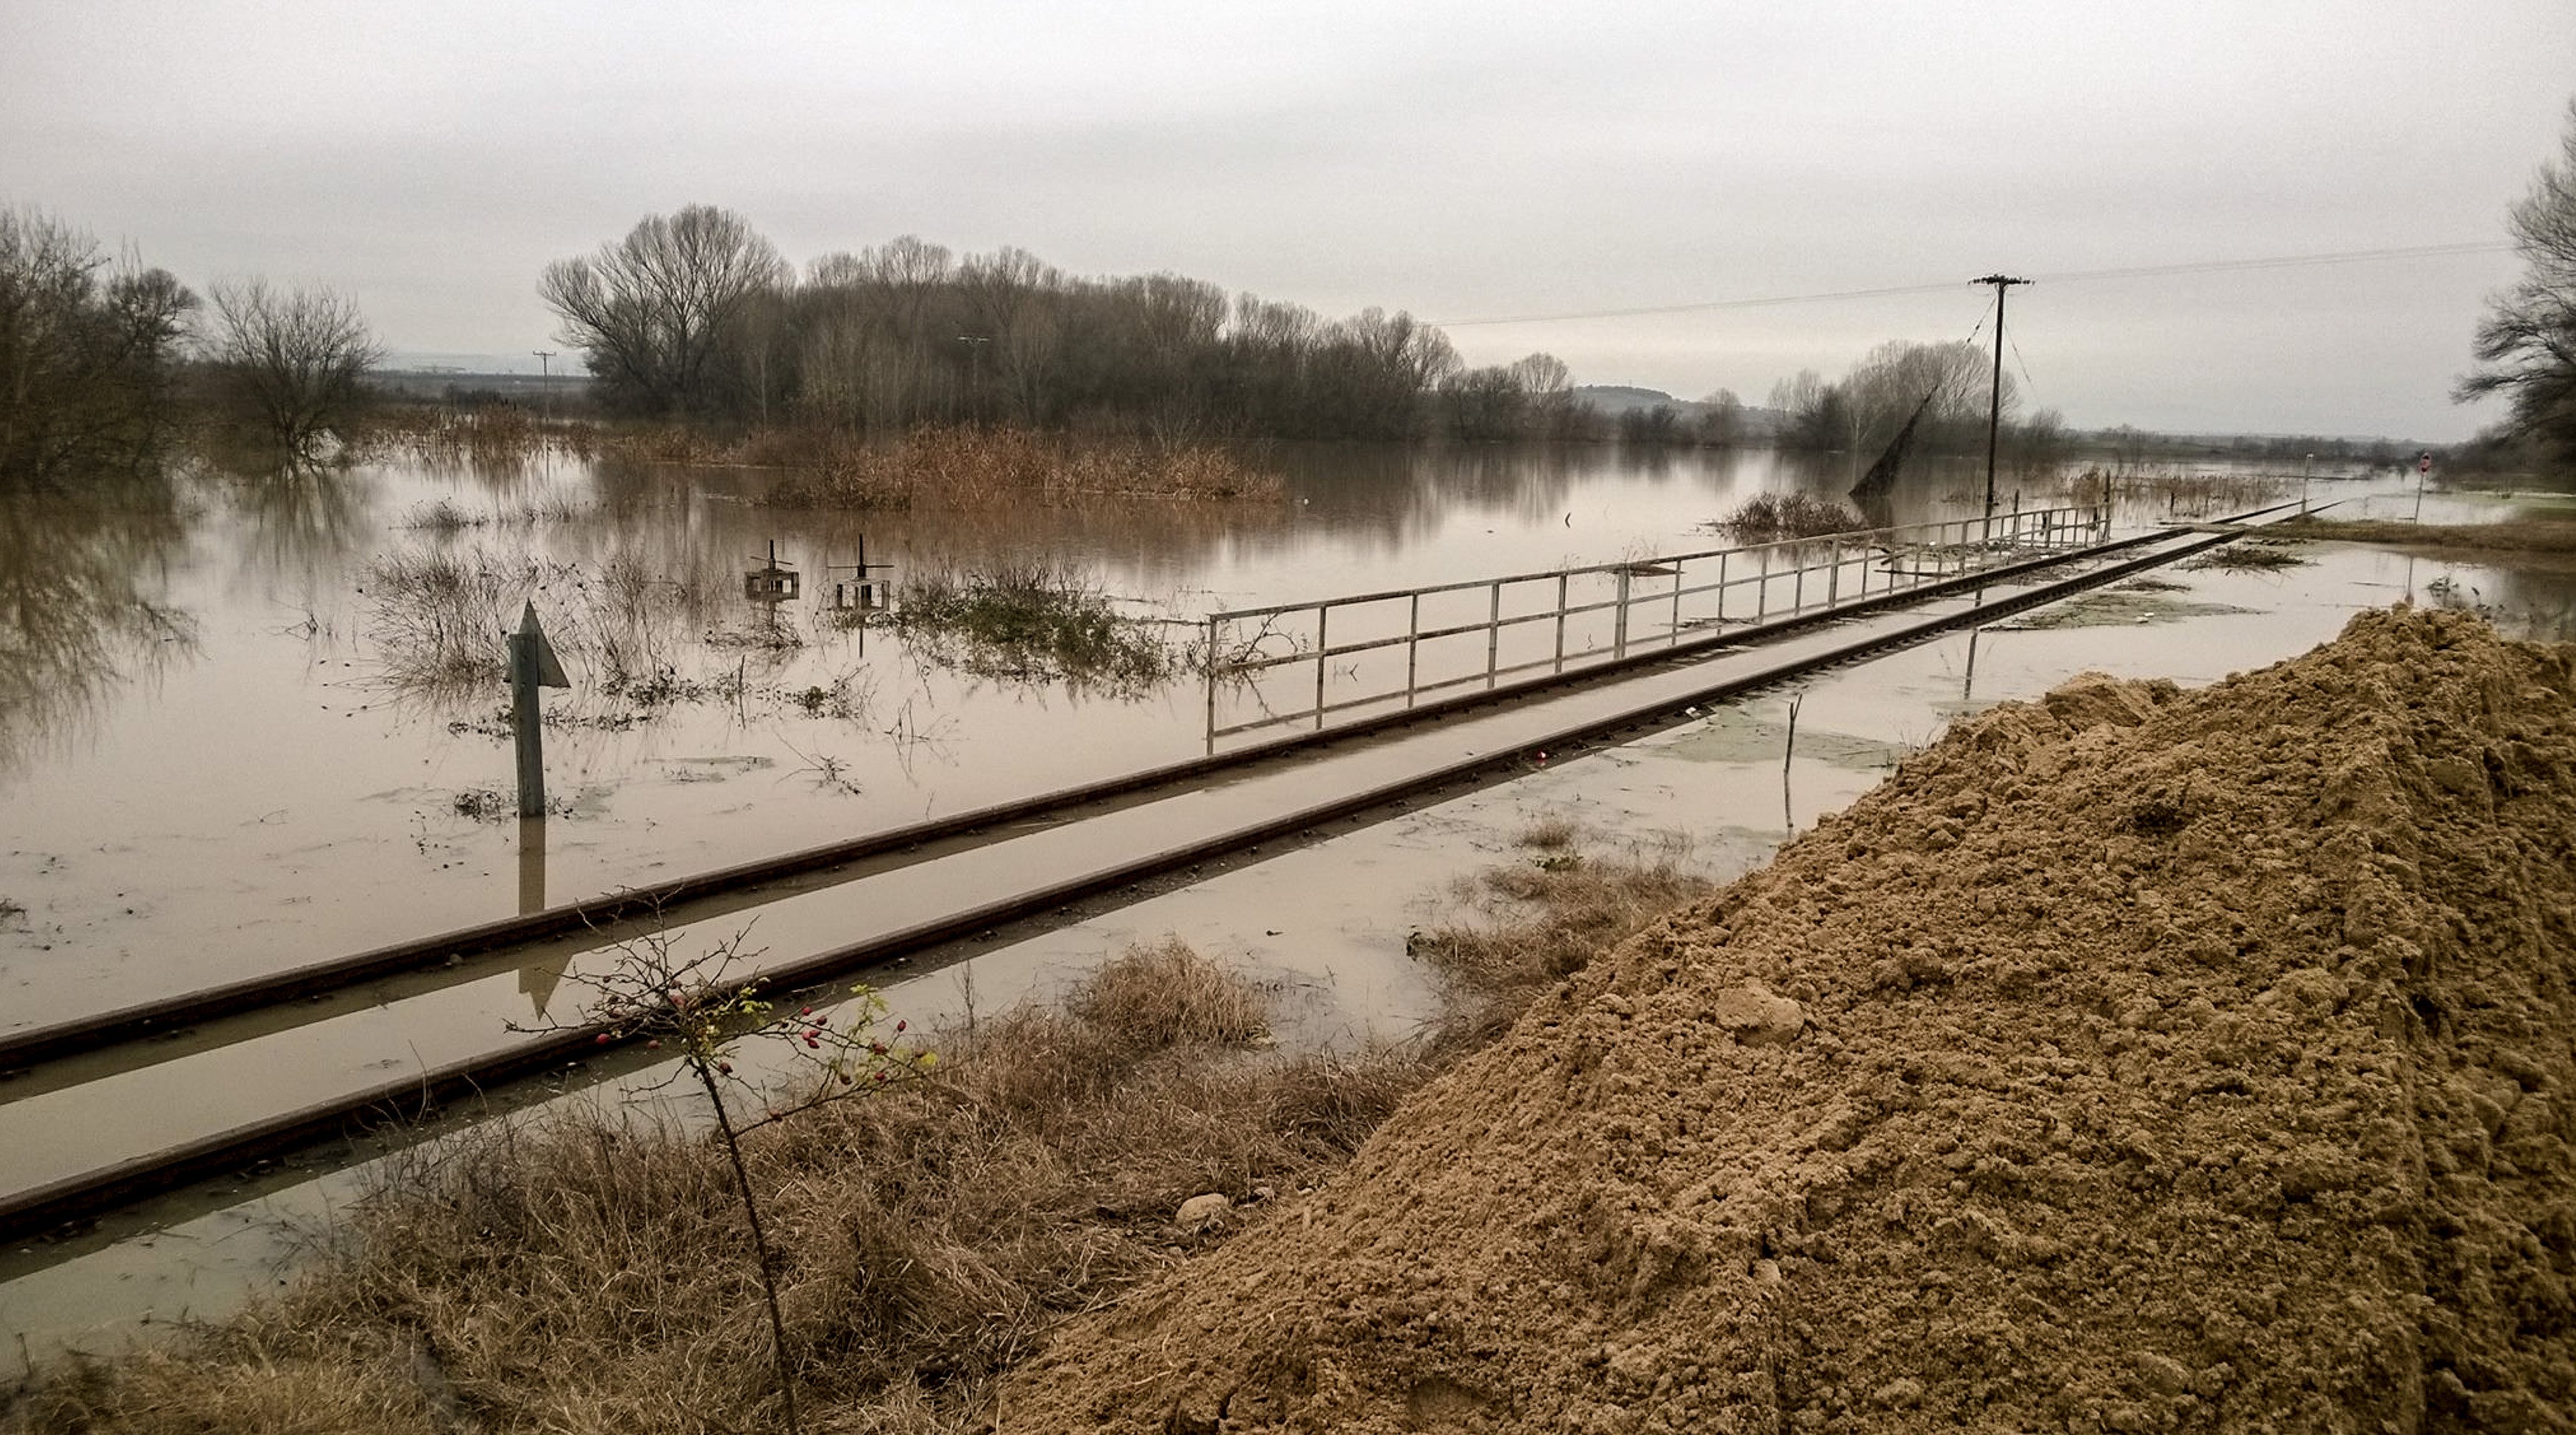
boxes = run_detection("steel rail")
[0,506,2307,1242]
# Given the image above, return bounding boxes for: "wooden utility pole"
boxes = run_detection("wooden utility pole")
[1975,274,2029,539]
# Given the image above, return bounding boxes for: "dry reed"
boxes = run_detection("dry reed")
[767,426,1282,511]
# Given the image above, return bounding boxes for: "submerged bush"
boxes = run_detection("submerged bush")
[889,561,1181,689]
[1712,490,1865,544]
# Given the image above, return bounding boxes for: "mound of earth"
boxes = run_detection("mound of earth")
[1001,608,2576,1433]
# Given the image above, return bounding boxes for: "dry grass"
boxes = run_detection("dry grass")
[766,426,1282,511]
[1712,491,1865,545]
[2051,467,2290,516]
[2277,515,2576,554]
[2,843,1702,1435]
[1411,827,1713,1053]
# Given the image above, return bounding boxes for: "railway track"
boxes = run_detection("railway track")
[0,505,2304,1242]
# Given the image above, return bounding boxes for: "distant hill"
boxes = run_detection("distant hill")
[1574,386,1784,437]
[1571,385,1687,416]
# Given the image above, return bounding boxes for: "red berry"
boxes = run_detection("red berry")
[646,1039,661,1050]
[895,1019,907,1032]
[594,1033,611,1046]
[717,1062,733,1075]
[800,1007,813,1017]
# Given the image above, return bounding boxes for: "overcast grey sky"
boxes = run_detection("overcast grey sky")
[7,1,2571,439]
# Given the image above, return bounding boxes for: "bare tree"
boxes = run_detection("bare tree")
[1842,339,1997,456]
[2459,100,2576,467]
[1769,369,1848,452]
[541,205,788,416]
[1697,387,1745,446]
[206,278,380,456]
[0,207,196,483]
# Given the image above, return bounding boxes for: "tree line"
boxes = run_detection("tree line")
[543,205,1475,440]
[0,206,383,486]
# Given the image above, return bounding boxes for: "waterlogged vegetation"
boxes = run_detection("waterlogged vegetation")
[885,561,1186,689]
[1709,490,1867,544]
[359,545,727,701]
[766,425,1282,510]
[2179,536,2313,573]
[1,832,1698,1432]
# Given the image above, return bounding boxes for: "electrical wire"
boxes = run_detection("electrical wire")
[1426,239,2513,328]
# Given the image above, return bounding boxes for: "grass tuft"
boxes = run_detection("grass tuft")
[1411,833,1711,1053]
[890,561,1179,689]
[1712,492,1864,544]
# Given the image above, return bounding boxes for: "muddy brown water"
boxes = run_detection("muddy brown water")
[3,451,2569,1372]
[2,443,1992,1035]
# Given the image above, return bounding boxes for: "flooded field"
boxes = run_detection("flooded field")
[6,444,2575,1371]
[0,442,1890,1032]
[0,447,2555,1037]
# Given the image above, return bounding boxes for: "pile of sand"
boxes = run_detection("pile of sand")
[1002,608,2576,1433]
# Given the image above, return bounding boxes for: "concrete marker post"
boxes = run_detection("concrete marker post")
[508,602,570,819]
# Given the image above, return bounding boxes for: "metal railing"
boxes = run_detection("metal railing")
[1202,503,2109,744]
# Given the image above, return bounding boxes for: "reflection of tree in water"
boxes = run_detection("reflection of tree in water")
[215,458,377,592]
[0,473,196,776]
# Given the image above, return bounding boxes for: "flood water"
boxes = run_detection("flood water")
[4,443,2559,1038]
[7,442,2575,1367]
[1,441,2021,1034]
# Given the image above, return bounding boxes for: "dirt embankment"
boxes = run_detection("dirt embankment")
[1005,607,2576,1433]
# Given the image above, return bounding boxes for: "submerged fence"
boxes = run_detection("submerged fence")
[1202,502,2110,746]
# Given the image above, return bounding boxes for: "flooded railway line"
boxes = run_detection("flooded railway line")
[0,508,2298,1245]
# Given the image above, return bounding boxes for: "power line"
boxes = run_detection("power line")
[2032,240,2510,285]
[1425,239,2513,328]
[1427,280,1968,327]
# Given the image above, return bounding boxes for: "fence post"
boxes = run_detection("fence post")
[1406,592,1421,704]
[1614,567,1631,656]
[1793,546,1806,613]
[1487,581,1502,686]
[1717,550,1728,624]
[1204,614,1219,750]
[1826,539,1841,606]
[1670,559,1683,640]
[1756,546,1769,620]
[1554,573,1568,670]
[1313,604,1329,729]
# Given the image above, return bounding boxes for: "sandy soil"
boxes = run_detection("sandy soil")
[1001,607,2576,1433]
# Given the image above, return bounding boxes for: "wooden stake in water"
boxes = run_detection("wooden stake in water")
[1782,692,1803,835]
[508,602,570,819]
